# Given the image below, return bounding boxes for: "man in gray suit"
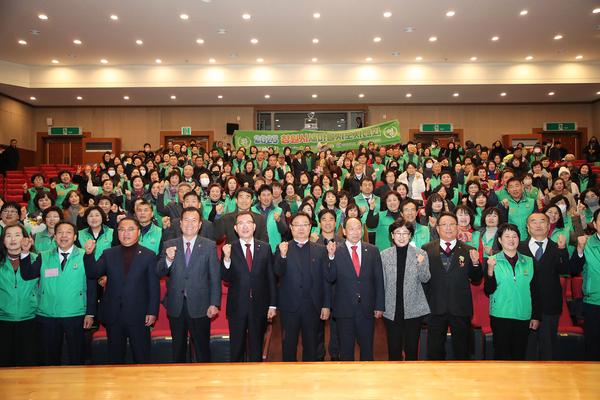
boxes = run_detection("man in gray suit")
[157,207,221,362]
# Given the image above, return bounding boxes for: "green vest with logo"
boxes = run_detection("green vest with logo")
[78,226,114,261]
[0,255,39,322]
[139,223,162,255]
[506,196,536,239]
[489,252,534,320]
[55,183,78,206]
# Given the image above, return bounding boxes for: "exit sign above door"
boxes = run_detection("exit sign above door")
[543,122,577,131]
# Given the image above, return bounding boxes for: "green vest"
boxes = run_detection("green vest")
[372,163,385,182]
[473,207,484,230]
[582,234,600,306]
[224,195,237,214]
[410,223,431,248]
[232,158,246,174]
[27,187,50,213]
[481,231,496,259]
[495,188,509,203]
[429,175,441,191]
[55,183,78,206]
[524,187,539,201]
[38,247,88,318]
[430,147,441,158]
[578,176,589,192]
[139,223,162,255]
[402,153,421,169]
[34,229,56,254]
[373,210,397,250]
[489,252,534,320]
[506,196,536,239]
[252,205,283,253]
[0,255,39,321]
[354,194,381,233]
[340,168,351,188]
[202,199,224,221]
[549,227,574,258]
[78,226,114,261]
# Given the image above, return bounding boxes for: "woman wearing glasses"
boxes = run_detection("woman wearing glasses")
[380,219,431,360]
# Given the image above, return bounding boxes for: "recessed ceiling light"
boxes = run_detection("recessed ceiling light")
[208,58,216,63]
[180,14,189,20]
[123,96,130,100]
[373,36,382,42]
[155,58,162,64]
[196,38,204,44]
[51,59,59,64]
[405,93,412,98]
[554,34,563,40]
[575,55,583,60]
[242,13,251,20]
[594,8,600,14]
[446,10,455,17]
[73,39,82,45]
[453,92,460,97]
[18,39,27,45]
[383,11,392,18]
[500,92,507,97]
[76,96,83,100]
[312,94,318,98]
[520,10,528,16]
[136,39,143,45]
[170,95,176,100]
[415,56,423,61]
[312,38,319,44]
[358,93,365,98]
[313,12,321,19]
[110,14,118,21]
[217,28,227,34]
[250,38,259,44]
[256,57,264,63]
[596,91,600,95]
[365,57,373,62]
[38,14,48,20]
[470,56,478,61]
[428,36,437,42]
[491,36,499,41]
[311,57,318,62]
[264,94,271,99]
[29,96,37,101]
[217,95,223,99]
[548,91,555,96]
[525,55,534,60]
[100,59,108,64]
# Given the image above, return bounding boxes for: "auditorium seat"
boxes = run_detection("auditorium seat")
[555,276,584,360]
[570,276,584,326]
[470,282,492,360]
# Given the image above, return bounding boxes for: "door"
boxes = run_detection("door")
[542,132,581,159]
[44,138,83,164]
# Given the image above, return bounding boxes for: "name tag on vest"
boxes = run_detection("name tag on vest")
[45,268,59,278]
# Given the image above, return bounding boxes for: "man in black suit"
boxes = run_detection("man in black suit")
[221,211,276,362]
[519,212,569,360]
[83,217,160,364]
[422,212,482,360]
[274,212,333,362]
[157,207,221,363]
[215,187,269,243]
[291,150,308,181]
[162,191,216,241]
[326,217,384,361]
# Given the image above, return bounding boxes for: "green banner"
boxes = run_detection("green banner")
[233,120,401,151]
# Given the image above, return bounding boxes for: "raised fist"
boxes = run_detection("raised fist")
[222,244,232,260]
[165,246,177,262]
[84,240,96,255]
[278,241,289,258]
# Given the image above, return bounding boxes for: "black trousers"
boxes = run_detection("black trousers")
[384,316,424,361]
[280,298,320,362]
[168,298,211,363]
[427,314,471,360]
[228,310,267,362]
[0,318,38,366]
[527,313,559,360]
[336,312,375,361]
[491,316,530,360]
[106,320,151,364]
[584,302,600,361]
[317,318,340,361]
[37,315,85,366]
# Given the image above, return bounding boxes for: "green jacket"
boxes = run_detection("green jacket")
[410,223,431,249]
[354,194,381,233]
[139,223,162,255]
[78,226,114,261]
[0,255,39,321]
[489,252,535,320]
[506,196,536,239]
[582,234,600,306]
[34,229,56,254]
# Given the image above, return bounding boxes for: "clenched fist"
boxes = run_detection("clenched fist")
[326,241,337,258]
[165,246,177,262]
[278,241,289,258]
[222,244,232,261]
[487,256,497,277]
[84,240,96,255]
[556,234,567,250]
[469,249,480,264]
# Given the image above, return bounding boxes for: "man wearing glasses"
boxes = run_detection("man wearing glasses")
[422,212,481,360]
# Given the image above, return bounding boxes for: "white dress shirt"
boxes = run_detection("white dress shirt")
[224,238,254,269]
[345,240,362,264]
[528,237,548,257]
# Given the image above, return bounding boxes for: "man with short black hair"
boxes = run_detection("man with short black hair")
[215,187,269,244]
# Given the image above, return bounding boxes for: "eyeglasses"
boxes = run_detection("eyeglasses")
[392,231,411,237]
[291,223,311,228]
[1,210,18,215]
[438,223,457,228]
[118,228,138,233]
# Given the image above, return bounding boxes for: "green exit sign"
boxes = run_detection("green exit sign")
[420,123,453,132]
[49,126,82,135]
[543,122,577,131]
[181,126,192,136]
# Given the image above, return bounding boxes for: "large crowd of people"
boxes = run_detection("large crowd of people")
[0,135,599,366]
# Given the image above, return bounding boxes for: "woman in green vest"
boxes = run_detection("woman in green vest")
[23,191,54,236]
[297,172,312,199]
[573,164,596,193]
[321,190,343,233]
[76,206,114,261]
[484,223,540,360]
[283,183,302,216]
[544,204,575,257]
[340,157,354,189]
[202,183,225,222]
[0,224,39,366]
[23,173,50,214]
[579,188,600,228]
[366,191,401,250]
[34,206,63,253]
[311,184,324,212]
[53,170,79,207]
[299,202,320,237]
[571,208,600,360]
[223,176,240,214]
[479,207,503,259]
[471,191,489,229]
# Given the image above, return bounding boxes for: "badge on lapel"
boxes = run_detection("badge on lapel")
[458,255,465,268]
[73,262,79,269]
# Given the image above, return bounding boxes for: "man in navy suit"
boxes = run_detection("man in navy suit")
[327,216,385,361]
[221,211,276,362]
[157,207,221,363]
[83,217,160,364]
[274,212,334,361]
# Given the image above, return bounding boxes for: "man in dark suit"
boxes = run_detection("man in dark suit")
[221,211,276,362]
[157,207,221,362]
[83,217,160,364]
[274,212,333,362]
[291,150,308,181]
[422,212,482,360]
[326,217,384,361]
[162,191,216,241]
[215,187,268,243]
[519,212,569,360]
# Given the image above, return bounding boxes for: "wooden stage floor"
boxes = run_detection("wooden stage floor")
[1,362,599,399]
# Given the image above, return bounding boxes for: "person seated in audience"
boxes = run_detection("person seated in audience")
[22,173,51,214]
[52,170,79,206]
[23,192,54,235]
[61,190,86,230]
